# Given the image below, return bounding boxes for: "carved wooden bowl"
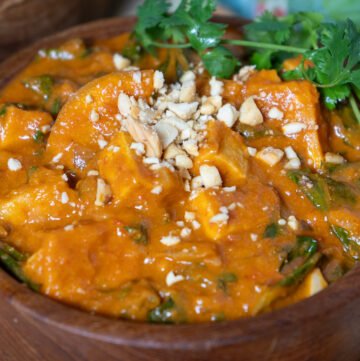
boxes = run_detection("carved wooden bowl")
[1,17,360,361]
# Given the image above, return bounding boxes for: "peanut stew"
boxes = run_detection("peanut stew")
[0,10,359,324]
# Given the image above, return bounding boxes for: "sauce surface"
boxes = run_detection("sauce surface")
[0,34,359,323]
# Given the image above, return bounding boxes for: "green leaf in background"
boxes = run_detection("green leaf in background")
[323,0,360,25]
[188,0,217,23]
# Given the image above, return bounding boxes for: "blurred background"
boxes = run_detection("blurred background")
[0,0,359,60]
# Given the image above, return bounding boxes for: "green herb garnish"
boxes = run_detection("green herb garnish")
[134,0,360,120]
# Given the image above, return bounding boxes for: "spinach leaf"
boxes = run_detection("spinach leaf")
[51,98,61,115]
[124,224,148,245]
[327,178,357,206]
[287,236,318,261]
[0,242,39,291]
[279,253,321,287]
[279,235,321,286]
[263,223,280,238]
[288,170,358,210]
[33,130,45,144]
[331,225,360,261]
[148,297,175,323]
[288,170,329,211]
[217,272,238,293]
[0,105,6,116]
[23,75,54,101]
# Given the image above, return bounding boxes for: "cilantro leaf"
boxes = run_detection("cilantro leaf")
[159,1,189,43]
[134,0,169,49]
[245,11,323,69]
[136,0,169,30]
[188,0,217,22]
[250,50,273,70]
[201,46,240,78]
[299,19,360,110]
[351,70,360,89]
[282,67,304,81]
[322,85,351,110]
[245,11,291,44]
[187,22,225,51]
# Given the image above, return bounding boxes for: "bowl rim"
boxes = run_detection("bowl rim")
[0,15,359,351]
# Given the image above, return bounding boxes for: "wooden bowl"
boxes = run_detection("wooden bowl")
[0,0,114,61]
[1,17,360,361]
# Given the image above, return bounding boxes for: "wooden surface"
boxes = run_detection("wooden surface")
[1,16,360,361]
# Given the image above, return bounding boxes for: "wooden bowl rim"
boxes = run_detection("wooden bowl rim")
[0,15,359,351]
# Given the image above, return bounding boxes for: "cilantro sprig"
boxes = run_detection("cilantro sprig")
[134,0,360,121]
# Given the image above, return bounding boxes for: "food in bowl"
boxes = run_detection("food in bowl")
[0,0,359,324]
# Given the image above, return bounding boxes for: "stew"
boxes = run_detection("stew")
[0,10,359,324]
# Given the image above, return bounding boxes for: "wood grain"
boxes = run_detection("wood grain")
[0,16,360,361]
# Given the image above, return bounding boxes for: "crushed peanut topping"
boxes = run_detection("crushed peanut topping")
[95,178,112,206]
[7,158,22,171]
[239,97,263,126]
[113,54,131,70]
[282,122,306,135]
[200,165,222,188]
[325,152,345,164]
[166,271,184,286]
[256,147,284,167]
